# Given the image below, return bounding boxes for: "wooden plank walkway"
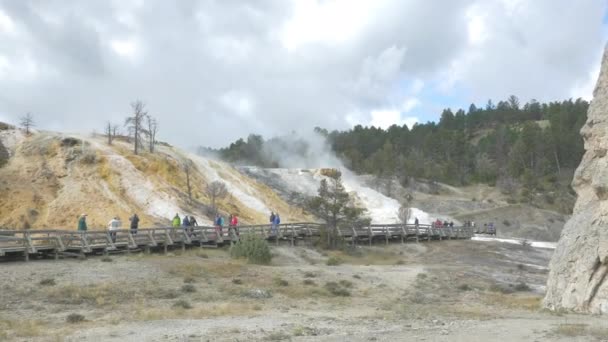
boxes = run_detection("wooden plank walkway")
[0,223,475,262]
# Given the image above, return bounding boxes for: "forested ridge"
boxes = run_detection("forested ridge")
[202,96,588,212]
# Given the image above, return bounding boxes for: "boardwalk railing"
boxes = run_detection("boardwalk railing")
[0,223,474,261]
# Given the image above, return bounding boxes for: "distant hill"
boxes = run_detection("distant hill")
[206,97,587,215]
[0,125,311,229]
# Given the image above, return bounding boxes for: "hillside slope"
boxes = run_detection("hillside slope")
[0,127,311,229]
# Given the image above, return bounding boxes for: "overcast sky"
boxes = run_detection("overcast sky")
[0,0,606,148]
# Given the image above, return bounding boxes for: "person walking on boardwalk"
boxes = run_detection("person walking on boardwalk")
[182,215,190,227]
[215,214,225,238]
[273,213,281,236]
[78,214,88,232]
[414,217,419,227]
[129,213,139,235]
[229,214,239,238]
[188,216,198,237]
[172,214,181,227]
[108,216,121,243]
[269,211,276,235]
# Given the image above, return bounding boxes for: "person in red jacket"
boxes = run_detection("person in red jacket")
[228,214,239,238]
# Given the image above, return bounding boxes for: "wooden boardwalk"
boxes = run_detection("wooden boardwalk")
[0,223,475,262]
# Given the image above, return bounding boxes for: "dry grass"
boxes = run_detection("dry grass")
[553,323,588,337]
[167,263,208,279]
[0,318,46,338]
[553,323,608,339]
[326,248,406,266]
[200,260,246,278]
[135,302,259,321]
[45,283,136,306]
[482,293,542,311]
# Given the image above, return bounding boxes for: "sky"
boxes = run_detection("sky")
[0,0,606,148]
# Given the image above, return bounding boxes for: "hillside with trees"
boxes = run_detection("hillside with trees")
[205,97,588,214]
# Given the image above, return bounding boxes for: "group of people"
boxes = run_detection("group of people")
[172,213,198,228]
[76,213,140,242]
[213,213,239,237]
[431,219,455,228]
[76,210,286,240]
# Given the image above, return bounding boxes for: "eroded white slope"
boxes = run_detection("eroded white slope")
[245,167,456,224]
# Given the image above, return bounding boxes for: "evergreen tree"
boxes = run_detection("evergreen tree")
[308,170,369,248]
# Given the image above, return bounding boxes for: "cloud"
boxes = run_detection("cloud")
[0,0,605,148]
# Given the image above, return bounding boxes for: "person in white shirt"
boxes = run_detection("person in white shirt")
[108,216,121,242]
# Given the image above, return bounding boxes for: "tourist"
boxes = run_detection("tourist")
[78,214,88,232]
[108,216,121,243]
[269,211,276,235]
[229,214,239,237]
[215,214,225,238]
[172,214,181,227]
[188,216,198,237]
[129,213,139,235]
[273,213,281,235]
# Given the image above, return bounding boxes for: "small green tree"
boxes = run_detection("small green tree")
[308,170,369,249]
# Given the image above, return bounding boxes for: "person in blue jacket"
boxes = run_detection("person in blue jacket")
[272,213,281,235]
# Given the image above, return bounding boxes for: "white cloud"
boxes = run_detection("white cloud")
[220,91,255,119]
[280,0,379,51]
[0,9,15,34]
[0,0,604,148]
[370,109,418,129]
[402,98,421,112]
[110,38,138,60]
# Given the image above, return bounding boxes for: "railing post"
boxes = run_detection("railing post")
[384,226,389,245]
[24,231,30,262]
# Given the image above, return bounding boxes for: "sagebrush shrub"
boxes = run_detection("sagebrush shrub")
[230,234,272,265]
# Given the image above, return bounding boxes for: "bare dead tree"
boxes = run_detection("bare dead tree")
[146,115,158,153]
[105,122,114,145]
[398,192,414,225]
[124,101,149,155]
[19,113,35,135]
[398,206,411,225]
[184,160,194,205]
[206,180,228,214]
[105,122,122,145]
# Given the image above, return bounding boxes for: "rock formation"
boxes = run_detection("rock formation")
[543,47,608,314]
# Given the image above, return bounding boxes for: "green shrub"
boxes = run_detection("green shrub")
[232,278,243,285]
[303,279,316,286]
[181,284,196,293]
[324,281,351,297]
[173,299,192,309]
[338,280,353,288]
[39,278,56,286]
[457,284,472,291]
[326,256,343,266]
[0,140,8,168]
[230,234,272,265]
[66,313,85,323]
[274,278,289,287]
[514,282,531,292]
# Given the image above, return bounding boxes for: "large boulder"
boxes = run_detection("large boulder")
[543,46,608,314]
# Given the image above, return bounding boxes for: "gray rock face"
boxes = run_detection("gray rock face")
[543,46,608,314]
